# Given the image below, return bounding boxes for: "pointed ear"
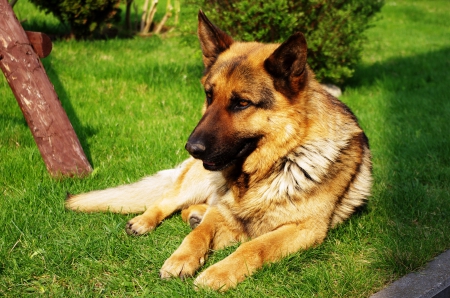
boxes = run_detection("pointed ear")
[198,10,234,69]
[264,32,308,97]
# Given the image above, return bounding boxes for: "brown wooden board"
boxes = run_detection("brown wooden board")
[0,0,92,177]
[25,31,52,58]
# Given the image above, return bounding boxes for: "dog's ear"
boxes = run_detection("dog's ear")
[198,10,234,69]
[264,32,308,98]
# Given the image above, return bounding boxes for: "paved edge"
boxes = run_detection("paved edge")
[371,249,450,298]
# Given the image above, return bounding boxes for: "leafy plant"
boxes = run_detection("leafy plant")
[189,0,384,84]
[28,0,121,38]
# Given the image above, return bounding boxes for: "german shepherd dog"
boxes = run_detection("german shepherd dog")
[66,11,372,291]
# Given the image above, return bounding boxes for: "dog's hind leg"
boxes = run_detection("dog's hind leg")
[67,157,225,235]
[181,204,209,229]
[125,160,225,235]
[65,158,206,214]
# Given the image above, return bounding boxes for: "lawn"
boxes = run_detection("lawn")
[1,0,450,297]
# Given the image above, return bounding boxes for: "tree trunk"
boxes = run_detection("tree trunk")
[0,0,92,177]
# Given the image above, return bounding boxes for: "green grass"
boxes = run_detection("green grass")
[1,0,450,296]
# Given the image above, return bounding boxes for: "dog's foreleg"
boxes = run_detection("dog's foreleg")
[194,219,329,291]
[159,207,242,279]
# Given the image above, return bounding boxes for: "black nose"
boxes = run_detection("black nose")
[185,141,206,157]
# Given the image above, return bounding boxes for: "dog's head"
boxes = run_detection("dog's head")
[186,11,309,171]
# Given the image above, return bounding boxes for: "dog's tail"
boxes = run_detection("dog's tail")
[65,167,182,214]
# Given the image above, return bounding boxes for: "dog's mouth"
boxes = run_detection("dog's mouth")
[202,160,222,171]
[201,139,259,171]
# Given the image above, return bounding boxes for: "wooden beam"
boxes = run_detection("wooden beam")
[25,31,53,58]
[0,0,92,177]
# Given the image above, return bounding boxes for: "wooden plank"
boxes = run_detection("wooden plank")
[25,31,52,58]
[0,0,93,177]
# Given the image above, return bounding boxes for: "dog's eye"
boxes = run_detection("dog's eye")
[231,98,252,111]
[205,90,213,105]
[237,100,250,108]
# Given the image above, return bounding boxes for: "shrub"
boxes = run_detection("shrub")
[190,0,384,84]
[29,0,121,39]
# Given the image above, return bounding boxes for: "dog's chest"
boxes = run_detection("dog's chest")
[218,174,310,237]
[218,139,348,237]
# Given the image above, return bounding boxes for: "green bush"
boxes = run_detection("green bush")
[190,0,384,84]
[29,0,121,38]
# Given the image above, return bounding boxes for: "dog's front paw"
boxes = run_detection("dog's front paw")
[194,262,243,292]
[125,215,156,235]
[160,251,206,280]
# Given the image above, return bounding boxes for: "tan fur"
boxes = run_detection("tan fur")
[66,11,372,291]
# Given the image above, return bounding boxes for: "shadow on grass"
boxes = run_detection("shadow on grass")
[348,47,450,276]
[20,19,70,39]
